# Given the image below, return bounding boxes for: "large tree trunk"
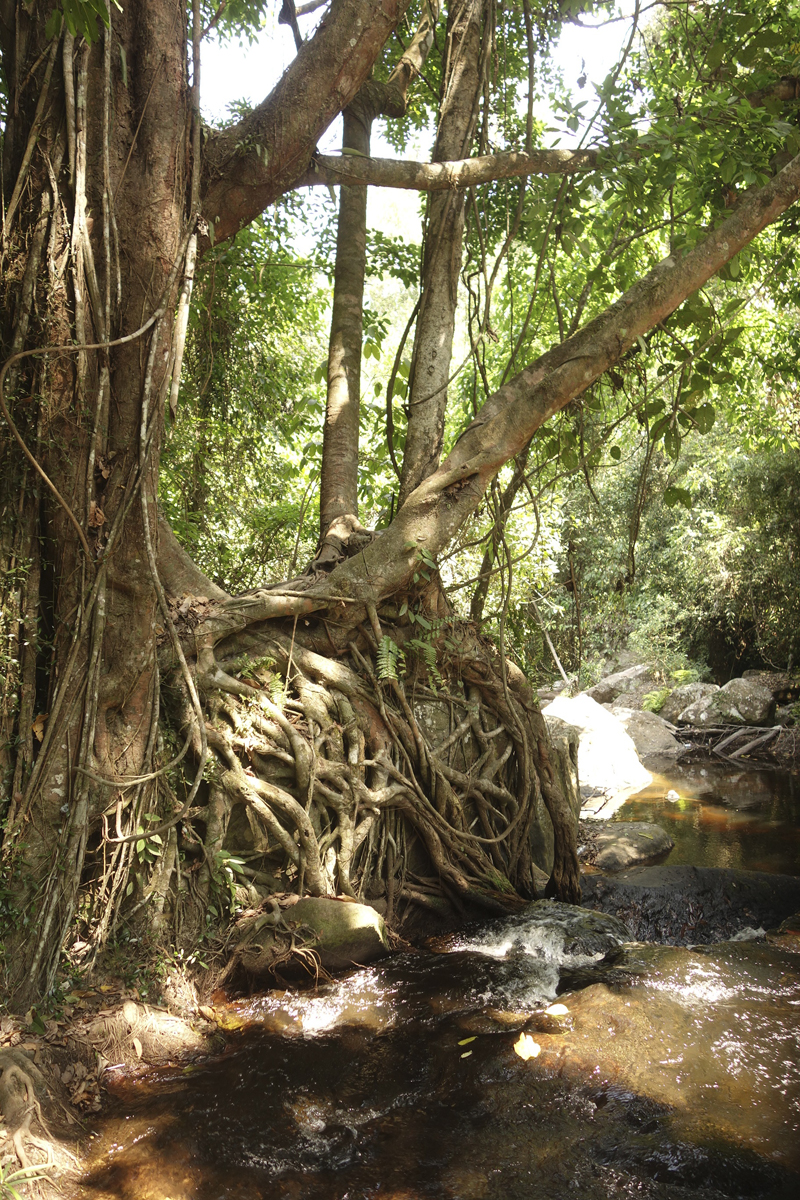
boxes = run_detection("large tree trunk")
[0,2,189,1004]
[0,0,412,1005]
[319,100,374,543]
[319,4,439,546]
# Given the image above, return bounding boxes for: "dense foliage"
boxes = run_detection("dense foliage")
[162,0,800,680]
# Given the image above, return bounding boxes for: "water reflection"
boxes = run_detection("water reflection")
[614,762,800,874]
[79,913,800,1200]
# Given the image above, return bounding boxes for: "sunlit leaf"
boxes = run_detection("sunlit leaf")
[513,1033,541,1061]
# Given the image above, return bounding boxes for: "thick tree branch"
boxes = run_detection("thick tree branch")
[298,146,601,189]
[321,151,800,600]
[201,0,411,242]
[293,73,799,193]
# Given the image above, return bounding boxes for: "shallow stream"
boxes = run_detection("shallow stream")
[613,762,800,875]
[79,764,800,1200]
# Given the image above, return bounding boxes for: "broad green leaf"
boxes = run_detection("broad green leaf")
[664,425,682,460]
[664,485,692,510]
[694,403,716,434]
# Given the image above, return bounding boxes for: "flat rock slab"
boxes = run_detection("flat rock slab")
[580,864,800,944]
[590,821,674,871]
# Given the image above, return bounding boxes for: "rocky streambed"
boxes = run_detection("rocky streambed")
[73,901,800,1200]
[10,658,800,1198]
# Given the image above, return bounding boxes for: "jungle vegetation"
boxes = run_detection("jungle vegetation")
[1,0,798,1006]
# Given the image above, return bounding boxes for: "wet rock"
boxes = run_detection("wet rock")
[610,708,681,758]
[580,864,800,944]
[531,941,800,1179]
[501,900,633,958]
[679,677,775,727]
[590,821,674,871]
[659,681,719,724]
[543,694,651,817]
[437,900,631,965]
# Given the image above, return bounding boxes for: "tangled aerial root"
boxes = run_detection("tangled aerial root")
[73,593,580,961]
[0,1048,57,1172]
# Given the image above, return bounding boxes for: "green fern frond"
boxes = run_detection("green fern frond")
[377,636,405,681]
[407,636,443,692]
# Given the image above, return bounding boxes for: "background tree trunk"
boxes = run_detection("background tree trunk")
[319,104,373,540]
[399,0,487,507]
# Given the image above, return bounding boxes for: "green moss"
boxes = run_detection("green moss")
[642,687,672,713]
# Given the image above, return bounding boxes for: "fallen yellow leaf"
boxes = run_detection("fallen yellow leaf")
[513,1033,541,1061]
[132,1036,143,1059]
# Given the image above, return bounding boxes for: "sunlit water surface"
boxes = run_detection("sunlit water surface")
[613,762,800,875]
[80,904,800,1200]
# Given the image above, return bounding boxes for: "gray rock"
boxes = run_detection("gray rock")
[586,663,653,704]
[590,821,674,871]
[659,682,719,724]
[679,677,775,727]
[229,897,392,982]
[288,897,391,971]
[542,695,651,817]
[483,899,632,959]
[741,670,794,698]
[612,708,682,758]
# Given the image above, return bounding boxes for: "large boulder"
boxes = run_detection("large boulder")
[659,681,719,724]
[288,897,391,970]
[679,677,776,727]
[226,897,392,983]
[542,694,651,817]
[611,708,682,758]
[585,663,652,705]
[742,669,798,700]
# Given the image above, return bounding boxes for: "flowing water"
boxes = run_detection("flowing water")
[612,762,800,875]
[80,901,800,1200]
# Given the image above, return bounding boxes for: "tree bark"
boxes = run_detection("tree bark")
[319,4,439,542]
[201,0,412,242]
[1,1,189,1003]
[399,0,487,507]
[0,0,412,1004]
[319,102,374,539]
